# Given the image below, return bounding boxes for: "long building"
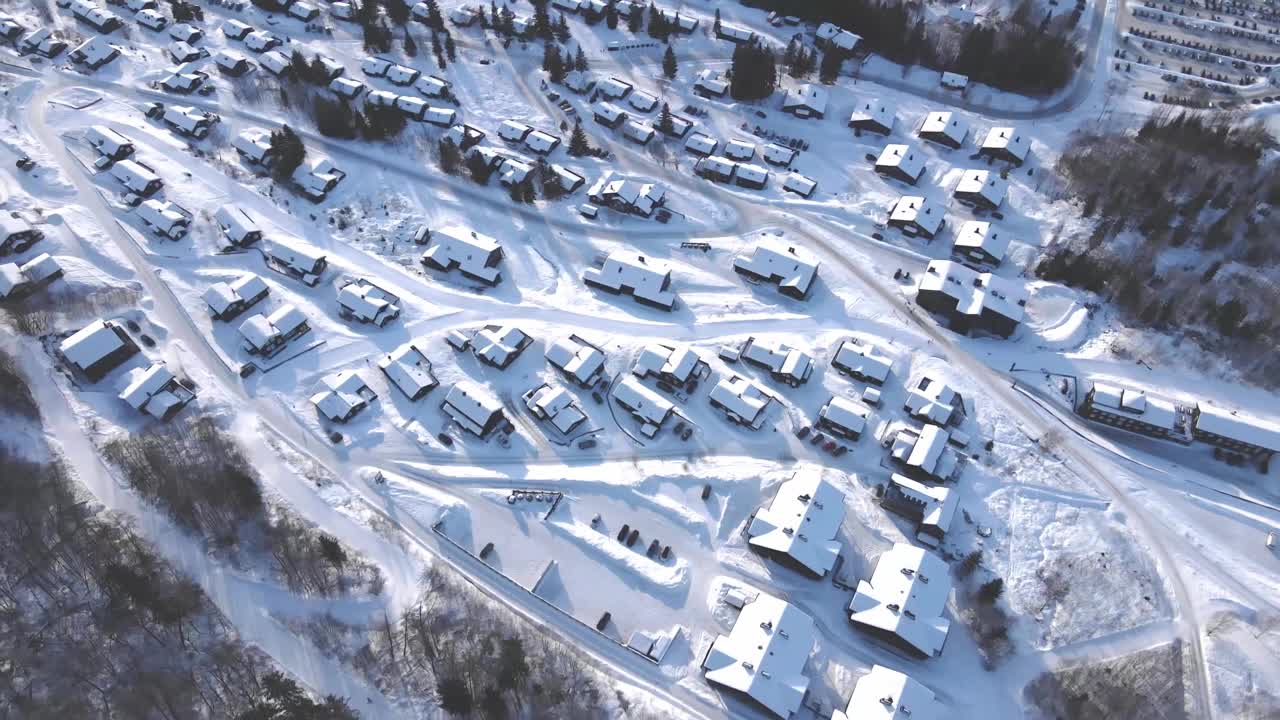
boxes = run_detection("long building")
[849,543,952,658]
[703,591,814,718]
[747,470,845,577]
[1079,381,1186,441]
[1191,402,1280,459]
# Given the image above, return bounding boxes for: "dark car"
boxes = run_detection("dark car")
[809,432,825,446]
[794,425,811,440]
[577,437,597,450]
[437,432,454,447]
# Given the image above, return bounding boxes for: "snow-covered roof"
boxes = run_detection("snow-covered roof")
[918,260,1028,325]
[782,173,816,197]
[736,163,769,186]
[833,665,941,720]
[378,342,436,399]
[137,199,188,233]
[545,336,604,386]
[819,396,869,437]
[238,303,306,350]
[267,242,327,276]
[762,144,796,167]
[17,253,61,286]
[214,206,261,244]
[694,68,729,95]
[890,424,957,480]
[118,362,179,417]
[232,128,273,163]
[72,36,118,66]
[425,107,456,126]
[849,99,896,132]
[704,591,814,719]
[0,214,33,240]
[598,76,633,99]
[717,22,755,42]
[724,139,755,161]
[627,89,658,112]
[742,339,813,385]
[168,22,200,42]
[110,159,160,192]
[685,132,718,155]
[203,272,268,315]
[592,101,627,124]
[523,384,587,433]
[337,281,399,323]
[816,21,861,50]
[582,252,676,309]
[422,225,502,284]
[442,381,504,436]
[876,144,926,182]
[310,370,372,422]
[498,120,532,142]
[386,63,419,85]
[849,543,952,657]
[61,319,127,370]
[696,155,737,179]
[887,474,958,543]
[85,125,132,157]
[832,339,892,383]
[366,89,399,107]
[748,469,845,576]
[414,74,449,97]
[941,71,969,89]
[613,376,675,428]
[214,49,251,70]
[954,169,1008,208]
[918,111,969,146]
[889,196,944,236]
[623,120,655,144]
[524,129,559,154]
[1194,403,1280,453]
[709,374,774,428]
[905,375,958,425]
[473,325,531,368]
[395,95,428,117]
[564,69,595,92]
[733,240,819,298]
[587,172,666,216]
[162,105,213,134]
[244,30,280,52]
[782,83,828,116]
[980,126,1029,162]
[952,220,1009,263]
[632,343,701,384]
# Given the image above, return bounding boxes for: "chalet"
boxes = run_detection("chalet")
[85,125,134,161]
[329,77,365,98]
[663,114,692,139]
[122,0,157,11]
[160,70,208,94]
[695,155,737,184]
[656,7,697,32]
[940,72,969,90]
[1191,404,1280,459]
[849,543,952,658]
[287,1,319,21]
[693,69,729,98]
[168,40,205,64]
[395,95,430,120]
[498,158,534,187]
[232,128,275,166]
[979,126,1029,166]
[598,76,633,100]
[815,22,861,52]
[364,90,399,108]
[420,225,503,285]
[703,591,814,720]
[875,144,926,185]
[848,99,896,136]
[291,159,347,202]
[213,206,263,247]
[70,36,119,69]
[916,260,1027,337]
[202,272,269,321]
[564,70,595,94]
[953,169,1008,210]
[582,252,676,311]
[473,325,533,369]
[781,173,816,198]
[20,29,67,58]
[498,120,533,143]
[684,132,718,157]
[632,343,708,386]
[918,111,969,149]
[310,370,376,423]
[109,160,163,197]
[724,139,755,162]
[709,374,775,429]
[952,220,1009,266]
[1,216,44,256]
[888,196,945,239]
[741,337,814,388]
[137,199,190,240]
[613,376,675,438]
[883,474,958,548]
[716,22,755,44]
[238,304,309,356]
[160,105,217,138]
[386,62,420,86]
[627,90,659,113]
[214,49,253,76]
[244,30,282,53]
[733,240,819,300]
[522,384,587,434]
[0,16,19,41]
[818,396,870,440]
[337,280,401,326]
[592,101,628,129]
[524,130,560,155]
[905,375,962,426]
[622,120,656,145]
[331,4,358,22]
[586,173,666,217]
[1079,381,1184,441]
[414,74,450,98]
[60,320,139,381]
[222,18,252,40]
[361,55,392,77]
[781,84,828,119]
[0,253,63,301]
[441,381,506,438]
[168,22,201,42]
[831,339,892,385]
[378,342,438,401]
[890,424,961,482]
[748,469,845,577]
[735,164,770,190]
[448,5,480,26]
[833,666,942,720]
[266,242,328,285]
[762,144,797,168]
[258,51,291,77]
[550,165,585,194]
[119,363,195,420]
[545,334,605,388]
[72,3,122,33]
[424,107,455,127]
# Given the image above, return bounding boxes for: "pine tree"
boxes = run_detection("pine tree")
[430,30,442,57]
[978,578,1005,605]
[573,46,588,72]
[713,7,721,36]
[544,43,566,83]
[729,41,777,101]
[269,125,306,182]
[438,138,463,175]
[384,0,409,25]
[627,5,642,32]
[444,32,457,61]
[465,151,494,184]
[553,13,571,42]
[404,28,418,56]
[657,102,674,136]
[424,0,443,29]
[819,49,842,83]
[568,120,590,156]
[533,0,552,39]
[662,44,677,79]
[605,0,618,29]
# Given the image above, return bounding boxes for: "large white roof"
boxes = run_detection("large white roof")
[918,260,1028,324]
[582,252,676,308]
[422,225,502,284]
[875,144,926,181]
[833,665,941,720]
[748,469,845,576]
[954,169,1009,208]
[832,339,892,383]
[613,376,675,426]
[1195,402,1280,452]
[918,111,969,145]
[378,342,436,398]
[819,396,870,436]
[980,126,1029,162]
[709,374,773,427]
[545,336,604,385]
[889,196,944,235]
[704,591,814,719]
[733,239,819,297]
[61,320,126,370]
[849,543,952,657]
[632,343,700,383]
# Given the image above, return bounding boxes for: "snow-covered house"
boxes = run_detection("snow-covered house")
[109,159,163,197]
[655,7,698,32]
[72,3,122,33]
[586,173,667,217]
[848,99,896,136]
[762,144,797,168]
[203,273,270,321]
[612,376,675,438]
[953,169,1009,210]
[415,74,450,98]
[329,77,365,99]
[849,543,952,658]
[69,36,119,69]
[20,28,67,58]
[167,40,205,64]
[941,72,969,90]
[882,474,958,548]
[831,339,892,385]
[522,384,587,434]
[627,90,658,113]
[582,252,676,311]
[119,362,195,420]
[85,125,134,160]
[748,470,845,577]
[1079,381,1184,441]
[916,260,1027,337]
[684,132,718,157]
[951,220,1009,266]
[703,591,814,719]
[781,84,828,119]
[815,22,861,52]
[564,70,595,94]
[592,101,628,129]
[214,49,253,76]
[386,62,420,86]
[622,120,656,145]
[310,370,376,423]
[441,381,506,438]
[232,128,275,167]
[424,106,456,127]
[632,343,707,387]
[159,105,217,138]
[832,666,942,720]
[733,240,819,300]
[693,69,729,97]
[716,22,755,43]
[875,144,926,185]
[448,5,480,26]
[337,280,401,326]
[550,165,585,194]
[420,225,503,285]
[287,1,319,21]
[709,374,775,429]
[741,338,814,388]
[214,206,263,248]
[136,200,190,240]
[0,254,63,301]
[918,111,970,149]
[888,196,945,239]
[257,50,294,77]
[160,70,208,95]
[135,8,167,30]
[291,159,347,202]
[244,30,282,53]
[377,342,437,400]
[695,155,737,183]
[60,319,139,381]
[545,335,605,388]
[238,304,310,356]
[524,129,560,155]
[472,325,533,369]
[1191,403,1280,459]
[905,375,962,426]
[364,90,398,108]
[221,18,252,40]
[167,22,201,42]
[497,120,533,143]
[0,216,44,256]
[890,424,961,482]
[735,164,770,190]
[724,139,755,161]
[782,173,817,198]
[598,76,633,99]
[395,95,430,121]
[266,243,327,285]
[979,127,1030,166]
[817,396,870,440]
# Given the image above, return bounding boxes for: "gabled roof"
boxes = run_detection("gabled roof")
[918,111,969,145]
[422,225,502,283]
[733,240,819,297]
[545,336,604,385]
[887,474,959,539]
[377,342,437,399]
[849,543,952,657]
[889,196,944,236]
[782,84,828,115]
[876,144,926,182]
[613,375,675,426]
[704,591,814,718]
[832,339,892,383]
[61,320,126,369]
[833,665,941,720]
[473,325,531,368]
[748,469,845,576]
[952,220,1009,262]
[980,126,1029,162]
[523,384,586,433]
[632,343,701,383]
[849,99,896,131]
[709,374,774,427]
[310,370,373,421]
[953,169,1008,208]
[918,260,1028,324]
[442,381,504,435]
[819,396,869,436]
[582,252,676,308]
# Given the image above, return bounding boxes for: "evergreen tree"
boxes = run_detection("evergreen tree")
[819,48,843,83]
[662,44,677,79]
[568,120,591,156]
[430,30,442,57]
[423,0,443,29]
[465,150,494,184]
[444,32,457,61]
[657,102,674,136]
[533,0,552,39]
[627,4,642,32]
[553,13,571,42]
[269,125,305,182]
[544,43,566,83]
[384,0,409,25]
[646,4,668,40]
[313,98,359,138]
[713,7,721,36]
[438,138,463,174]
[605,0,618,29]
[573,46,589,72]
[729,41,777,101]
[978,578,1005,604]
[404,28,418,56]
